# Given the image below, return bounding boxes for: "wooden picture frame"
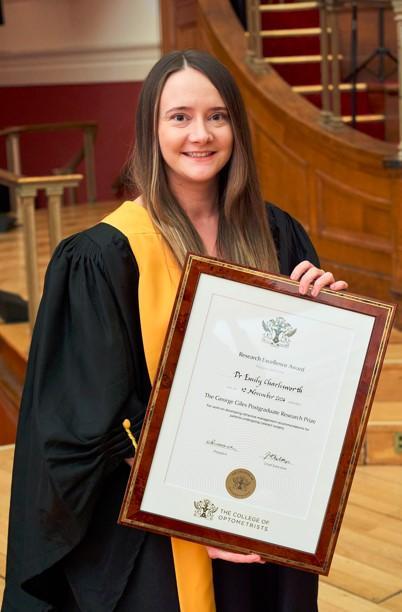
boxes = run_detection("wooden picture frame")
[119,254,395,574]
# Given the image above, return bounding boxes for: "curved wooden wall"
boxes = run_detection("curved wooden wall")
[160,0,402,326]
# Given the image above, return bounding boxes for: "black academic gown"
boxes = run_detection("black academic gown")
[2,204,320,612]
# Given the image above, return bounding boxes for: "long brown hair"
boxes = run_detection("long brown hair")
[132,49,279,273]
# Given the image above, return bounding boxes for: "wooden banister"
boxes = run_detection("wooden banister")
[0,121,97,212]
[0,170,83,328]
[0,169,83,186]
[391,0,402,160]
[0,121,97,137]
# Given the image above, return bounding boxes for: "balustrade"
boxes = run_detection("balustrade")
[0,170,82,328]
[0,121,97,219]
[245,0,400,147]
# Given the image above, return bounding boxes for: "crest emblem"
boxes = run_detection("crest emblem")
[226,468,256,499]
[262,316,297,347]
[194,498,218,520]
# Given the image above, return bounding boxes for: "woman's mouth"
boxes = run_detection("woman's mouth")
[182,151,215,158]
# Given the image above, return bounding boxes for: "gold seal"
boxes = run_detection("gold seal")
[225,468,256,499]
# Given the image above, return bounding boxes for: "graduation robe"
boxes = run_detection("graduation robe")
[2,203,320,612]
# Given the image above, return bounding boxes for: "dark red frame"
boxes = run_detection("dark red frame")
[119,254,396,574]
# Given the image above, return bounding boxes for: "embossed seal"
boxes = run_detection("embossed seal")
[225,468,256,499]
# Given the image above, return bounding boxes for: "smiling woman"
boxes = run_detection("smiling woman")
[1,49,347,612]
[158,69,234,189]
[132,50,284,275]
[157,68,234,257]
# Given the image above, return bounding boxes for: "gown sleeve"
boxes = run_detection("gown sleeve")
[3,223,150,609]
[267,203,320,274]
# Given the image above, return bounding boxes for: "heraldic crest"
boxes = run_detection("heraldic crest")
[194,499,218,520]
[262,316,297,347]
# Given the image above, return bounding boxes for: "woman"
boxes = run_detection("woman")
[2,50,347,612]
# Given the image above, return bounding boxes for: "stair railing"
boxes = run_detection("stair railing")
[323,0,343,127]
[0,170,82,328]
[246,0,265,70]
[0,121,97,220]
[245,0,399,135]
[319,2,332,121]
[391,0,402,161]
[246,0,345,125]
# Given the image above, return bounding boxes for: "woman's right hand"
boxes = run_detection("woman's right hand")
[206,546,266,564]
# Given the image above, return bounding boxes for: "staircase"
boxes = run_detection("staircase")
[257,0,398,141]
[366,328,402,465]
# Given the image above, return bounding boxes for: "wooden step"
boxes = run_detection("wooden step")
[261,27,328,38]
[366,402,402,466]
[366,424,402,465]
[342,114,385,124]
[293,83,369,94]
[374,365,402,403]
[265,53,342,64]
[370,401,401,422]
[0,324,27,445]
[260,1,319,11]
[363,335,402,465]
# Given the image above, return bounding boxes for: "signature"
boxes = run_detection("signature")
[262,450,291,465]
[206,439,238,452]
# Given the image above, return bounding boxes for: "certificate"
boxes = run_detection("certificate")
[119,255,395,574]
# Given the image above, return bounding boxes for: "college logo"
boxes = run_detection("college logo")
[262,317,297,347]
[194,499,219,520]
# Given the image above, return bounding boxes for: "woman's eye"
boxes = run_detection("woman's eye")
[172,114,187,122]
[210,112,227,122]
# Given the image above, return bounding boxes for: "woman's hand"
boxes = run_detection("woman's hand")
[290,261,348,297]
[206,546,265,564]
[125,457,134,468]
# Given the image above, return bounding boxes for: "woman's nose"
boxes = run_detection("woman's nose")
[188,119,212,144]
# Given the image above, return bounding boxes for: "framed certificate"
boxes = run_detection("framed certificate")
[119,255,395,574]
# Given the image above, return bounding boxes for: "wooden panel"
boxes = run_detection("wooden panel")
[315,171,392,252]
[317,259,391,303]
[160,0,199,53]
[366,428,402,465]
[253,124,310,225]
[366,336,402,464]
[370,401,402,421]
[375,363,402,402]
[0,328,26,445]
[0,384,19,445]
[364,204,392,238]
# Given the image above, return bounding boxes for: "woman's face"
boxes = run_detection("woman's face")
[158,67,234,191]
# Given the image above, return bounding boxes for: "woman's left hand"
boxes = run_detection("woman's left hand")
[290,260,348,297]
